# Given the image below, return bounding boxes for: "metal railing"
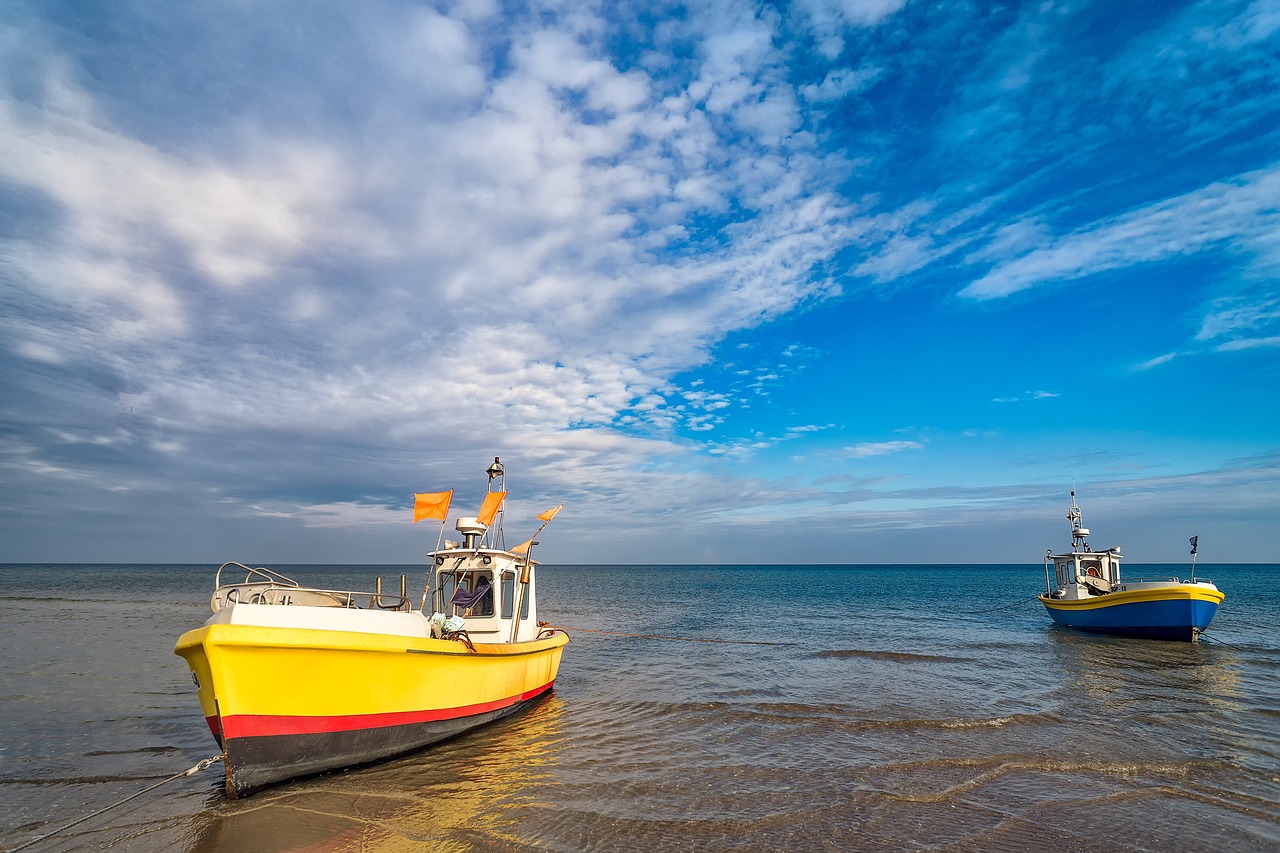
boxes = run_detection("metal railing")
[211,562,413,613]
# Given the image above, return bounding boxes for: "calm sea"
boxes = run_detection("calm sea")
[1,563,1277,852]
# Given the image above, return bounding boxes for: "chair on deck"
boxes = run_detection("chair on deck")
[448,578,494,615]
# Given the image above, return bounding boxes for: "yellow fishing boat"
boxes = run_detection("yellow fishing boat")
[175,457,568,797]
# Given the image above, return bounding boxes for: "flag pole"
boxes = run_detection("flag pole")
[420,517,450,612]
[521,504,563,550]
[509,544,535,643]
[1189,535,1199,582]
[412,490,454,611]
[507,505,563,643]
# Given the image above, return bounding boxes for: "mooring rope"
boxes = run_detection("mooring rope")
[1198,631,1241,649]
[966,594,1044,615]
[541,624,793,646]
[5,754,224,853]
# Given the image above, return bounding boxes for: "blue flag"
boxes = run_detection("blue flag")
[1189,535,1198,556]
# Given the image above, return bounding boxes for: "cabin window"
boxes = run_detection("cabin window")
[437,570,494,616]
[467,571,494,616]
[436,573,459,612]
[500,574,530,619]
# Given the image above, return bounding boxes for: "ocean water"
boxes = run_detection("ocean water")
[1,563,1277,852]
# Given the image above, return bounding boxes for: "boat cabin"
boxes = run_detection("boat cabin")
[1046,546,1122,598]
[428,515,540,643]
[1044,491,1123,600]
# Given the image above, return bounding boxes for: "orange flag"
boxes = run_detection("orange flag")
[413,490,453,523]
[476,490,507,526]
[536,504,563,522]
[510,538,534,556]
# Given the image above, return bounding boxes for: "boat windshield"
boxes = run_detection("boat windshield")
[439,570,495,616]
[434,567,530,620]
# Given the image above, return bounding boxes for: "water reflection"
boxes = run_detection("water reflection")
[185,694,567,853]
[1047,626,1243,712]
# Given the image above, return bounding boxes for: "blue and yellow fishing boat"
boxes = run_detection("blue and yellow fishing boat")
[175,458,568,797]
[1039,491,1223,642]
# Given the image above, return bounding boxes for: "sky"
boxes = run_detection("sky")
[1,0,1278,566]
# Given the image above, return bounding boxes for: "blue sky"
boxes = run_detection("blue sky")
[1,0,1277,565]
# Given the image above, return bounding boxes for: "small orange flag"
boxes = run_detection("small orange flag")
[511,538,534,555]
[413,490,453,523]
[536,504,563,522]
[476,491,506,526]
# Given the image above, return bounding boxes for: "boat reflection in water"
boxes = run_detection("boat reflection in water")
[185,694,568,853]
[1039,491,1224,642]
[174,457,569,797]
[1049,627,1243,711]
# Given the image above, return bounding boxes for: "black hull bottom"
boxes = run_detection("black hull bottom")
[223,686,552,797]
[1060,624,1202,642]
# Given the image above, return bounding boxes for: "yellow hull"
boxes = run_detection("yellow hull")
[1039,584,1224,612]
[175,622,568,796]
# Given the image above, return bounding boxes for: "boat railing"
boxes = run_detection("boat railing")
[1120,574,1212,585]
[211,562,414,613]
[215,561,301,590]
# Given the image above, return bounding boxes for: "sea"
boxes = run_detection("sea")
[1,563,1277,852]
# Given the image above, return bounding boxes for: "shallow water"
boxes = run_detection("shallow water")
[1,563,1277,851]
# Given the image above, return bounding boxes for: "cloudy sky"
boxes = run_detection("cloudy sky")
[2,0,1277,566]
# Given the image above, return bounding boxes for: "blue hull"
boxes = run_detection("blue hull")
[1042,596,1220,642]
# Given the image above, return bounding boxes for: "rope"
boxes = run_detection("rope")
[541,624,793,646]
[444,629,476,652]
[4,754,224,853]
[1198,631,1241,649]
[967,594,1044,615]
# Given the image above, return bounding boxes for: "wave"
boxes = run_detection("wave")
[657,702,1052,732]
[84,745,182,757]
[813,648,973,663]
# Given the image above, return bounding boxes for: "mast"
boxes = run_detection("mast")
[1068,490,1090,552]
[484,455,529,642]
[485,457,505,550]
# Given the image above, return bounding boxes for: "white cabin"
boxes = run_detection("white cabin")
[428,516,543,643]
[1044,491,1123,600]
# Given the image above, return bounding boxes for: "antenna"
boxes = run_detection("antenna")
[1067,489,1090,551]
[484,457,506,550]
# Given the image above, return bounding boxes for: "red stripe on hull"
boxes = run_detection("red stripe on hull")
[220,680,555,739]
[205,715,224,744]
[219,682,558,797]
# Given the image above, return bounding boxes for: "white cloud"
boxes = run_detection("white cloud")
[3,0,1277,564]
[0,83,352,292]
[276,501,405,529]
[853,232,933,281]
[993,391,1059,403]
[1196,291,1280,347]
[0,2,868,518]
[1215,335,1280,351]
[960,166,1280,299]
[1132,352,1179,371]
[791,0,909,58]
[800,66,881,102]
[843,440,923,458]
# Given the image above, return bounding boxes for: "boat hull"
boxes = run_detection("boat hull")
[1038,585,1224,641]
[175,621,568,797]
